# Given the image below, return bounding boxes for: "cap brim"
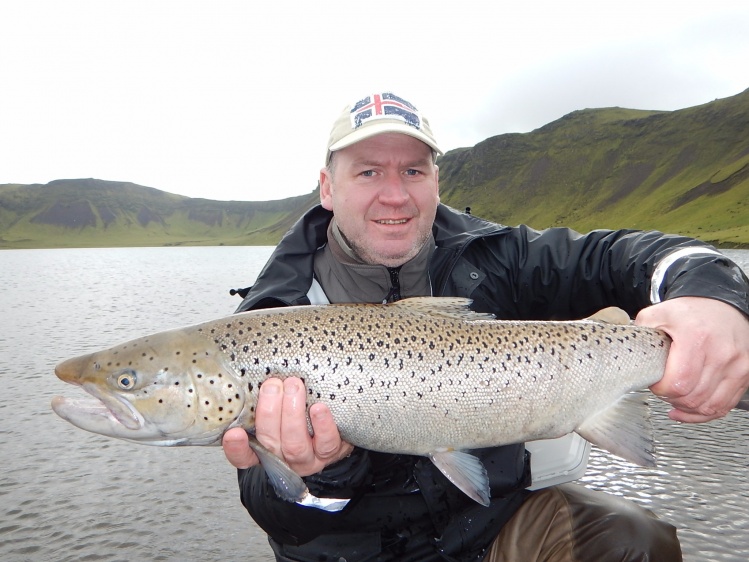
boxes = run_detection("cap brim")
[328,121,442,156]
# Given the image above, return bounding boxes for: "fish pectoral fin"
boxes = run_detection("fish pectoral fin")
[428,450,490,507]
[585,307,631,324]
[247,435,309,502]
[576,392,656,467]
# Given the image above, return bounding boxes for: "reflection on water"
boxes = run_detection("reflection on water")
[584,396,749,561]
[0,247,747,561]
[0,247,276,562]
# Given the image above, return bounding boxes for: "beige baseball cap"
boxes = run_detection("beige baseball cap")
[325,92,442,165]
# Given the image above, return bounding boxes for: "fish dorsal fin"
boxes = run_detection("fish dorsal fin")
[389,297,495,321]
[428,449,491,506]
[585,306,631,325]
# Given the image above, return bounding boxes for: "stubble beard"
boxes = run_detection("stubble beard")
[345,226,429,268]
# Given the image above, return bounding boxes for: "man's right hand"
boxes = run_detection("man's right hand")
[222,377,354,476]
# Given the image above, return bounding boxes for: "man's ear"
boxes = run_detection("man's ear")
[319,168,333,211]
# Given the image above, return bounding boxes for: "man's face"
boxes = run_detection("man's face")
[319,133,440,267]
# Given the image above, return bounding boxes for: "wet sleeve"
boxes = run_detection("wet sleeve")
[501,226,749,319]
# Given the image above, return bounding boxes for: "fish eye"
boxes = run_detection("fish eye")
[116,369,137,390]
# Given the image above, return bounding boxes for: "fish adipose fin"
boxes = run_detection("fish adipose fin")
[576,393,656,467]
[428,449,491,506]
[585,307,631,324]
[247,434,309,502]
[736,391,749,412]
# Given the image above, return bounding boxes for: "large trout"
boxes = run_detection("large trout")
[52,297,670,506]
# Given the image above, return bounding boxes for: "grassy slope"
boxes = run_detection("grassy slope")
[0,180,319,248]
[438,92,749,247]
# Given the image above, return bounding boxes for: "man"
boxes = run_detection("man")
[223,92,749,561]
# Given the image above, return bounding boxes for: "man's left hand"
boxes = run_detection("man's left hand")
[636,296,749,423]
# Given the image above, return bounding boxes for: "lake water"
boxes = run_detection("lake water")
[1,247,747,562]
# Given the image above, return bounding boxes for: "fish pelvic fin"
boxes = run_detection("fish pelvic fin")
[428,449,491,507]
[576,392,656,467]
[247,434,309,502]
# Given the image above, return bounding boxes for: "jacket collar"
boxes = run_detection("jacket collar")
[235,204,508,312]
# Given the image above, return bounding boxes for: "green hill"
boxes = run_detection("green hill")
[1,88,748,249]
[0,179,319,248]
[437,90,749,247]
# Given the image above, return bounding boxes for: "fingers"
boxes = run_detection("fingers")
[639,297,749,423]
[222,426,258,469]
[279,377,316,470]
[310,402,354,462]
[251,377,352,477]
[254,378,284,456]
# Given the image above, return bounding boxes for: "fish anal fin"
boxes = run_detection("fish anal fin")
[247,435,308,502]
[576,393,656,467]
[428,449,491,506]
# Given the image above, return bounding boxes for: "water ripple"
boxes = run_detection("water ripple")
[1,247,747,561]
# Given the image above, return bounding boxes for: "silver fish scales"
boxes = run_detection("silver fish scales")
[52,297,670,505]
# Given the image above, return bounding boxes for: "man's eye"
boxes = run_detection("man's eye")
[360,170,375,177]
[405,169,421,176]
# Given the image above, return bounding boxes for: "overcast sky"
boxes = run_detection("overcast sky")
[2,1,748,201]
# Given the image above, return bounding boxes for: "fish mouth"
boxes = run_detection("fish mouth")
[51,382,143,432]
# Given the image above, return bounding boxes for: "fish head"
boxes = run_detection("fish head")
[51,327,252,446]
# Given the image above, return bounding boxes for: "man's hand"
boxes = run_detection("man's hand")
[222,377,354,475]
[636,296,749,423]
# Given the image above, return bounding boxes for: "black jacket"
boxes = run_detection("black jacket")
[235,204,749,562]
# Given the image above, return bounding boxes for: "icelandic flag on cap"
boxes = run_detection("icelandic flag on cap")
[350,93,421,130]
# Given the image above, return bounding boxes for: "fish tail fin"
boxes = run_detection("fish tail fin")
[576,392,656,467]
[428,450,491,506]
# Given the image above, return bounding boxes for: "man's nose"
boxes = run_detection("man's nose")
[377,174,409,204]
